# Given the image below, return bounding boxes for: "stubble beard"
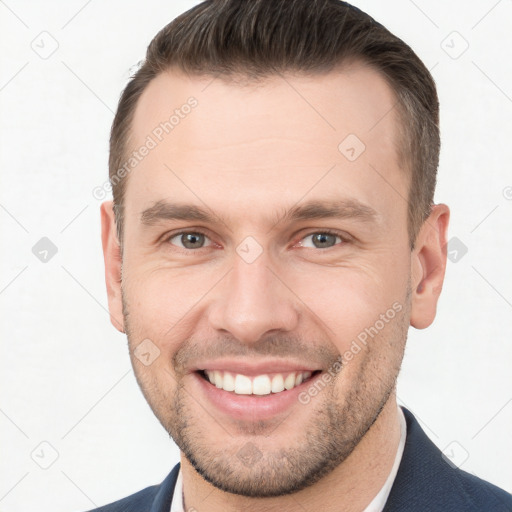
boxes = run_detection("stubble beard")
[121,287,410,498]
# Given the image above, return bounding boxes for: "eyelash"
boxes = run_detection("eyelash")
[162,229,348,253]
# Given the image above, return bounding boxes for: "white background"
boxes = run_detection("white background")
[1,1,511,510]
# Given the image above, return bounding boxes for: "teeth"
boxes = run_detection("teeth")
[253,375,271,395]
[234,374,252,394]
[271,374,284,393]
[222,371,235,391]
[203,370,315,395]
[284,373,296,390]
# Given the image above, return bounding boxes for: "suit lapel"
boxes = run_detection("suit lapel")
[150,462,181,512]
[383,406,461,511]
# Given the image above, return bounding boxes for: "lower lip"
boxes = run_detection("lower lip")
[192,371,322,421]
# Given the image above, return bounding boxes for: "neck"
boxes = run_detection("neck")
[181,394,402,512]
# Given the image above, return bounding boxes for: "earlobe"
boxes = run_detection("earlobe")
[100,201,125,333]
[410,204,450,329]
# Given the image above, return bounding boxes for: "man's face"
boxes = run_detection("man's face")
[105,63,423,496]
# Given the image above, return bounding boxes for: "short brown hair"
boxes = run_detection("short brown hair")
[109,0,440,249]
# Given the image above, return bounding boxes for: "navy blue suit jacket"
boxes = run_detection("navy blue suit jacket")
[86,407,512,511]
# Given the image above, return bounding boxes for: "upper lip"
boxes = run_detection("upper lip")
[193,359,321,376]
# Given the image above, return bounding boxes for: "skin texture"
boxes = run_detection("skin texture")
[101,62,449,512]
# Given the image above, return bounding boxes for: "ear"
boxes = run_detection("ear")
[100,201,125,333]
[410,203,450,329]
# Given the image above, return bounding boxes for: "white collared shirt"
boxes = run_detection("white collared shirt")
[171,406,407,512]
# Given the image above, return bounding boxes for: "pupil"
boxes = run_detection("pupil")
[183,233,203,248]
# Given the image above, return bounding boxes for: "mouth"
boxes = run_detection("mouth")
[190,360,328,421]
[196,369,323,396]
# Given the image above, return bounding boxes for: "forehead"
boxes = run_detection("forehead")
[124,62,407,232]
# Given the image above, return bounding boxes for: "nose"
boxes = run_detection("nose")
[207,250,300,344]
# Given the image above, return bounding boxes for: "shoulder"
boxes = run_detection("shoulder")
[407,459,512,511]
[385,407,512,511]
[456,470,512,512]
[448,466,512,511]
[83,463,180,512]
[84,484,160,512]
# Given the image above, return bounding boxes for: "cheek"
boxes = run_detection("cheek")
[122,242,410,355]
[122,265,217,342]
[292,260,408,352]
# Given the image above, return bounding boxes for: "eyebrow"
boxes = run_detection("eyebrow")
[140,198,379,228]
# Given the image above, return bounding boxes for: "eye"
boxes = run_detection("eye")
[164,229,346,252]
[298,231,344,249]
[167,231,213,250]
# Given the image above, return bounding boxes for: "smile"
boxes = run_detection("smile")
[198,369,322,395]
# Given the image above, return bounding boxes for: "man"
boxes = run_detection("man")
[92,0,512,510]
